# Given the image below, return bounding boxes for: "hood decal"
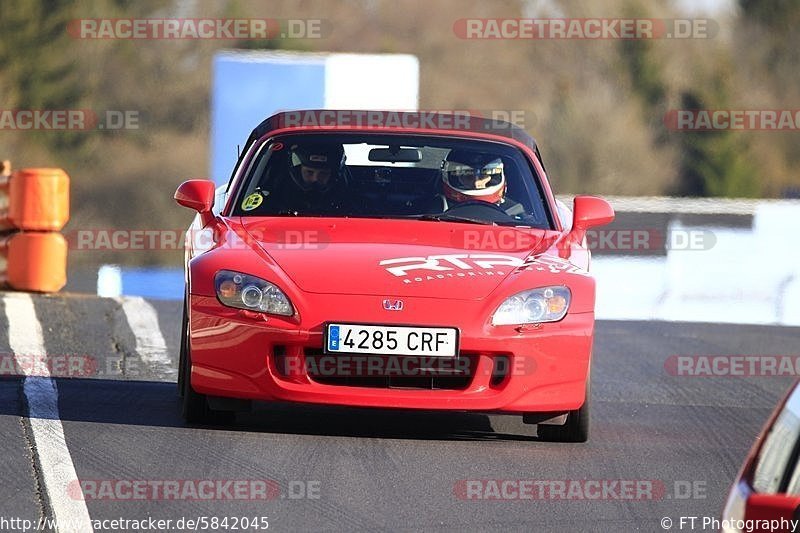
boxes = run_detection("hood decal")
[240,218,559,299]
[379,253,525,284]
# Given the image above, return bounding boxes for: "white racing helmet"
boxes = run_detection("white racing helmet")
[442,151,506,204]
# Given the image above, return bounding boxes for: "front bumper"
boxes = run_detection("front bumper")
[188,294,594,414]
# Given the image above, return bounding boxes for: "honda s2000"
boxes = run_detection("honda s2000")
[174,110,614,442]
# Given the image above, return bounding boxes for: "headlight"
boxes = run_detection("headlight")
[214,270,294,316]
[492,286,571,325]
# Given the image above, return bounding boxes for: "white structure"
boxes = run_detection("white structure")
[593,200,800,326]
[211,50,420,185]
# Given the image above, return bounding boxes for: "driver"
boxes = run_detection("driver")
[272,143,348,214]
[438,150,523,215]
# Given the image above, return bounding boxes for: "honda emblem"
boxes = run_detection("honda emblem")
[382,299,404,311]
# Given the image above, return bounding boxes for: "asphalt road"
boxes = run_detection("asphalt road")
[1,292,798,532]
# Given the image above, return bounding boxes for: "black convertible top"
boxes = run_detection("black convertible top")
[242,109,541,156]
[223,110,546,188]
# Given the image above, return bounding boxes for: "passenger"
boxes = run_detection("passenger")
[270,143,349,214]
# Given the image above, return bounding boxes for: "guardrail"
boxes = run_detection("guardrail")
[0,161,69,292]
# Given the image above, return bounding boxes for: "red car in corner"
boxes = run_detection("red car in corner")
[722,380,800,531]
[174,110,614,442]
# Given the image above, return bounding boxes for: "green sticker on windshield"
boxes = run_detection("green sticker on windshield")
[241,192,263,211]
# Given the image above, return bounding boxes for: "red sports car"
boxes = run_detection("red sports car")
[175,110,614,442]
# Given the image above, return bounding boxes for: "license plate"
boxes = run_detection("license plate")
[325,323,458,357]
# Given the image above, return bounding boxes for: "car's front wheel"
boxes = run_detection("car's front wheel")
[180,295,218,424]
[536,380,590,443]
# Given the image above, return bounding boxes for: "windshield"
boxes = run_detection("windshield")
[232,133,552,228]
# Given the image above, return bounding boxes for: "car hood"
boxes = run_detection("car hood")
[240,217,553,300]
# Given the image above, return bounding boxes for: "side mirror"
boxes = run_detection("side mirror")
[572,195,615,232]
[558,195,615,259]
[175,179,216,226]
[744,493,800,528]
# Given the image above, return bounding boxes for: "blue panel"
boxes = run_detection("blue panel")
[210,55,326,185]
[328,325,340,351]
[121,268,184,300]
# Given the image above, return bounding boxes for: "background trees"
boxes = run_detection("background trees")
[0,0,797,265]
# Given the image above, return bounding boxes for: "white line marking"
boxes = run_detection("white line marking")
[117,296,171,370]
[5,293,94,533]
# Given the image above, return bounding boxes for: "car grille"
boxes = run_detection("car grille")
[287,348,480,390]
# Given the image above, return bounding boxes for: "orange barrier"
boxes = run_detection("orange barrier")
[0,163,70,292]
[0,167,70,231]
[0,232,68,293]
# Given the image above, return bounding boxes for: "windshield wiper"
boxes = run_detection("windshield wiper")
[410,214,497,225]
[266,212,497,225]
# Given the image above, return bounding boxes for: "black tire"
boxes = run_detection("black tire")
[177,294,187,398]
[180,297,213,424]
[537,380,590,443]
